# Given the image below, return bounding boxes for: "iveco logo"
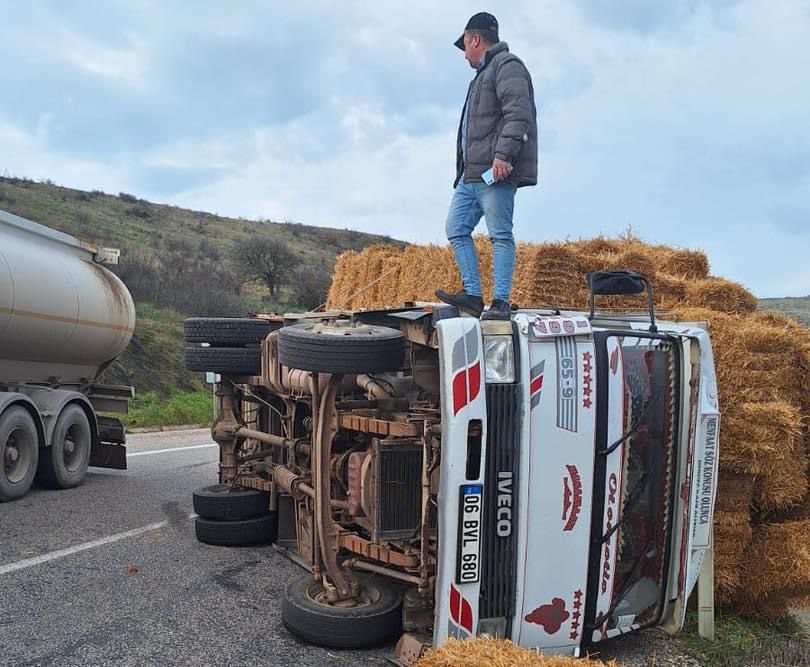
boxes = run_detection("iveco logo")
[496,472,513,537]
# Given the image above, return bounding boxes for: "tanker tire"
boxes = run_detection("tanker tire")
[184,347,262,375]
[37,404,92,489]
[194,514,277,547]
[184,318,271,346]
[282,574,403,648]
[277,323,405,374]
[0,406,40,502]
[192,484,269,520]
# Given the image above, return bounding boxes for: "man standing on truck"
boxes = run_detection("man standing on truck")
[436,12,538,320]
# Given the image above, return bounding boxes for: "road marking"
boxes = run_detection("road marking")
[128,443,218,457]
[0,521,168,576]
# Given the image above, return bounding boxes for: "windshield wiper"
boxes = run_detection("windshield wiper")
[599,385,664,456]
[587,535,655,632]
[596,471,651,546]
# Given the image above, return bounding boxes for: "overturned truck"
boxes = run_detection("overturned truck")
[184,272,719,662]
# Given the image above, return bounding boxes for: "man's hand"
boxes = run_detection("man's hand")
[492,158,513,182]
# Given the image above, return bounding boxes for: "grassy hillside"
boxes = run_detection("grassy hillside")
[758,296,810,326]
[0,175,401,398]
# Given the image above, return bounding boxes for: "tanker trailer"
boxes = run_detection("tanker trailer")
[0,208,136,502]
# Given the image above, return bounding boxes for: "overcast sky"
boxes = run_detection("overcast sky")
[1,1,808,297]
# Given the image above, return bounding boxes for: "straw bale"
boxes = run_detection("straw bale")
[415,639,615,667]
[687,277,758,314]
[718,401,804,476]
[516,243,582,309]
[396,244,460,304]
[714,522,753,604]
[326,250,360,308]
[657,247,710,280]
[654,273,691,312]
[741,520,810,600]
[715,472,755,518]
[736,585,810,622]
[735,595,791,623]
[754,452,808,511]
[568,237,624,257]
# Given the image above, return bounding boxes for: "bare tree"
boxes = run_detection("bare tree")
[231,237,298,296]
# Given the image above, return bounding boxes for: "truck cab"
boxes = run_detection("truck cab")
[185,272,719,661]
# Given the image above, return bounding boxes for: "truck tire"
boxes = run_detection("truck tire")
[184,347,262,375]
[195,513,278,547]
[184,318,271,346]
[0,406,40,502]
[37,404,92,489]
[277,322,406,374]
[282,574,402,648]
[192,484,269,520]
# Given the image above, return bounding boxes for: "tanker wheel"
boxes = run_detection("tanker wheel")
[277,321,406,374]
[37,404,92,489]
[184,317,272,346]
[0,406,40,502]
[281,574,402,648]
[192,483,269,520]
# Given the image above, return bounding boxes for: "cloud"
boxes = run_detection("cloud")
[0,0,808,296]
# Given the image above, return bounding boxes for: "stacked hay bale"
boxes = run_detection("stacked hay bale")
[416,638,616,667]
[327,236,810,621]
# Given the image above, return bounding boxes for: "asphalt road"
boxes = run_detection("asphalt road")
[0,429,391,667]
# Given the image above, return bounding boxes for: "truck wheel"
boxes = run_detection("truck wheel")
[281,574,402,648]
[193,484,269,520]
[195,513,278,547]
[37,404,92,489]
[277,322,406,374]
[184,318,271,346]
[0,407,40,502]
[184,347,262,375]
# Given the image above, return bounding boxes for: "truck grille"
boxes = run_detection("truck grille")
[375,441,422,540]
[480,383,521,622]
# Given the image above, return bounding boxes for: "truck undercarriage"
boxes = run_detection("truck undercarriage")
[184,272,720,660]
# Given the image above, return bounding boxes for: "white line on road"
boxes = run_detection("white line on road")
[0,513,198,576]
[128,443,218,457]
[0,521,167,576]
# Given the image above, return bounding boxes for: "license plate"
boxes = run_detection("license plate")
[457,484,483,584]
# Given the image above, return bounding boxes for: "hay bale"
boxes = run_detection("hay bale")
[518,244,582,309]
[718,401,804,476]
[326,250,362,308]
[714,522,753,604]
[754,452,809,511]
[687,277,758,314]
[657,247,710,280]
[654,273,691,311]
[716,472,755,518]
[416,638,615,667]
[741,520,810,601]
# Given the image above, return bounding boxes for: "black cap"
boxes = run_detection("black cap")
[454,12,499,50]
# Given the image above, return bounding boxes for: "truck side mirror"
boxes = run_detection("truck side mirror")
[586,271,658,333]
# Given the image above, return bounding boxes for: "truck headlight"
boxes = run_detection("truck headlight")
[484,335,515,383]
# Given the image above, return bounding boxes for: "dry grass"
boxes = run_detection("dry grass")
[416,639,616,667]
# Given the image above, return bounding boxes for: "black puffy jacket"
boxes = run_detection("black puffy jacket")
[455,42,538,188]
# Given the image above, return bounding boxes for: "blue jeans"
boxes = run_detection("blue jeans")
[445,180,517,302]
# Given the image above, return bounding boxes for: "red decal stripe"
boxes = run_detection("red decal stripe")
[530,374,543,395]
[452,371,468,416]
[450,585,460,623]
[461,597,473,633]
[468,362,481,402]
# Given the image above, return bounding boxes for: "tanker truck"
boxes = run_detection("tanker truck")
[0,208,135,502]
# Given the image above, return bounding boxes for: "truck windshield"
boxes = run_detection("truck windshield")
[589,335,680,639]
